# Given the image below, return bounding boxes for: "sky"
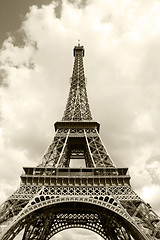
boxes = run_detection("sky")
[0,0,160,239]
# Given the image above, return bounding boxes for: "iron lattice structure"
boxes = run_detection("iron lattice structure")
[0,45,160,240]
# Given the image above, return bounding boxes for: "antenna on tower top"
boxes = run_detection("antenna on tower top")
[78,39,80,46]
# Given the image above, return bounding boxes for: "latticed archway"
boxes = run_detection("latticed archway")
[1,198,149,240]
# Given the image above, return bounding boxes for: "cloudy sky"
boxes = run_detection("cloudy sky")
[1,0,160,239]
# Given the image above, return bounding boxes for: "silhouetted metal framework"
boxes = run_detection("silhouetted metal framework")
[0,45,160,240]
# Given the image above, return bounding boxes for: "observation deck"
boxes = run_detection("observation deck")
[21,167,130,186]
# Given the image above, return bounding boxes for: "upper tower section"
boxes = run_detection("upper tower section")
[62,44,92,121]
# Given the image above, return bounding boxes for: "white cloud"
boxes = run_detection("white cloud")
[52,229,103,240]
[1,0,160,238]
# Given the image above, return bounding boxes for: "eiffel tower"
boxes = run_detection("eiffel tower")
[0,44,160,240]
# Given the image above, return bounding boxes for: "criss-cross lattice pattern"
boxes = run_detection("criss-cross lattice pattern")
[108,186,141,201]
[62,46,92,121]
[1,183,160,239]
[39,128,114,168]
[1,45,160,240]
[0,200,28,228]
[0,194,150,240]
[6,185,143,202]
[21,212,109,240]
[85,129,114,167]
[39,130,69,167]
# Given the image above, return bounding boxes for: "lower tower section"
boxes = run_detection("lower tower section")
[0,123,160,239]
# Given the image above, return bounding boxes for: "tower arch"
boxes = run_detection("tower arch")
[1,197,149,240]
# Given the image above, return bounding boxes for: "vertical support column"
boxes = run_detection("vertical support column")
[55,129,70,167]
[84,129,96,167]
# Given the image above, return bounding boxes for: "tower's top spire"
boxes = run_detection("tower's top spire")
[73,43,85,57]
[62,45,92,121]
